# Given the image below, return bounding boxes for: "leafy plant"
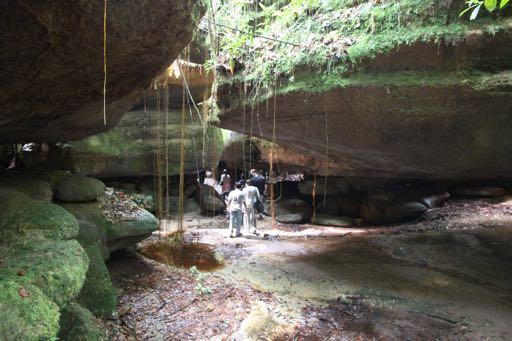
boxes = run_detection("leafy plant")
[189,266,212,295]
[194,282,213,295]
[460,0,510,20]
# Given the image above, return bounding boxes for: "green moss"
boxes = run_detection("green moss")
[58,302,107,341]
[54,175,106,203]
[105,209,158,241]
[0,189,90,340]
[0,239,89,308]
[0,198,79,242]
[77,243,117,318]
[0,177,53,202]
[61,203,110,259]
[212,0,512,99]
[0,280,60,340]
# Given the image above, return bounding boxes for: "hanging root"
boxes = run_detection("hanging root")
[312,174,317,222]
[103,0,108,125]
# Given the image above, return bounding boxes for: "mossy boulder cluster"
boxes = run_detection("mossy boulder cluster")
[0,188,88,339]
[0,171,158,339]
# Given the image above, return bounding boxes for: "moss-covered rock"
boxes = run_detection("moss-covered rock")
[62,203,110,260]
[168,196,200,214]
[0,187,90,340]
[0,177,53,202]
[0,239,89,308]
[58,302,107,341]
[0,280,60,340]
[56,107,225,178]
[54,175,106,202]
[77,244,117,318]
[106,209,158,252]
[0,194,79,242]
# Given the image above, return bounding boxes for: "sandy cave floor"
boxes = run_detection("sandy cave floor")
[107,198,512,340]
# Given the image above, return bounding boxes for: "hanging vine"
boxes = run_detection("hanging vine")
[103,0,108,125]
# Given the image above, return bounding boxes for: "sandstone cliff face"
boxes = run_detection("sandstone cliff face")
[22,62,224,177]
[214,0,512,180]
[218,28,512,179]
[0,0,203,143]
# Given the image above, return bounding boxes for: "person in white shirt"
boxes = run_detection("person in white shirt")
[227,182,246,237]
[203,171,217,187]
[242,180,261,235]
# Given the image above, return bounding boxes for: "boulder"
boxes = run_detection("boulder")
[317,195,360,217]
[0,189,89,340]
[276,213,308,224]
[312,214,353,227]
[421,192,450,208]
[451,186,507,198]
[0,280,60,340]
[106,209,159,252]
[273,198,313,224]
[54,175,106,202]
[385,202,428,223]
[58,302,107,341]
[0,0,204,143]
[168,196,201,214]
[47,108,225,178]
[0,239,88,308]
[360,200,387,225]
[76,244,117,318]
[0,177,52,202]
[194,184,226,215]
[0,191,79,242]
[298,177,352,196]
[61,203,110,260]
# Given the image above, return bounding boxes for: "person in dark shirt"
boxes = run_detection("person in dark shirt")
[239,172,246,187]
[250,169,266,197]
[250,169,266,214]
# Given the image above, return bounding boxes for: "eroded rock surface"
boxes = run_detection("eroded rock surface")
[0,0,203,143]
[217,20,512,179]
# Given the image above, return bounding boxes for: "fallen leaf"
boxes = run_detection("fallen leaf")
[18,288,30,298]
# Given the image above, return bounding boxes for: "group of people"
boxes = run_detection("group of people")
[202,168,266,238]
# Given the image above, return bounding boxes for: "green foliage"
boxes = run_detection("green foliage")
[460,0,510,20]
[205,0,511,103]
[194,282,213,295]
[189,266,212,295]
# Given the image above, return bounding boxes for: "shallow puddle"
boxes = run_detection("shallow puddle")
[139,241,224,271]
